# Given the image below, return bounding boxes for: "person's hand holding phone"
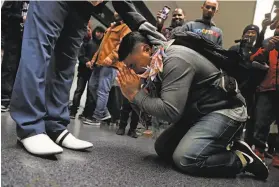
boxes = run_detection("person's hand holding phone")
[266,36,279,51]
[262,18,272,30]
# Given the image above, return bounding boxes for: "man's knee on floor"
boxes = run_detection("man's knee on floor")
[172,148,203,174]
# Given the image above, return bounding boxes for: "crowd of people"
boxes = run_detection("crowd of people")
[1,0,278,181]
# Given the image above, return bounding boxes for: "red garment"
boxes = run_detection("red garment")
[250,48,279,92]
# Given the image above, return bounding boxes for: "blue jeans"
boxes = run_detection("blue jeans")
[155,113,244,177]
[88,65,117,120]
[10,1,90,139]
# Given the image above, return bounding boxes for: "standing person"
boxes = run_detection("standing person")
[229,22,270,146]
[156,8,186,40]
[250,27,279,168]
[9,1,106,156]
[1,1,29,112]
[179,0,223,46]
[83,12,131,125]
[116,97,139,138]
[69,25,105,119]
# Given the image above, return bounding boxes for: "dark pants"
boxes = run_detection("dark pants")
[242,91,256,145]
[1,35,22,106]
[253,91,279,152]
[155,113,244,177]
[119,97,139,130]
[10,1,91,139]
[107,86,123,121]
[70,66,92,116]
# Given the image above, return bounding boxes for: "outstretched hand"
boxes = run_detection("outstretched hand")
[116,66,141,101]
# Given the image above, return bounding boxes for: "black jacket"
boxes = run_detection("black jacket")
[1,1,29,38]
[78,39,94,65]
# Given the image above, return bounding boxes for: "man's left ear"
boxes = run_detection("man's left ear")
[143,45,151,55]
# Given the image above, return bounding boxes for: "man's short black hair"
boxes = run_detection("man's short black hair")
[94,26,105,33]
[118,31,151,61]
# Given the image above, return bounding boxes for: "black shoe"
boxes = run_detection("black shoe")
[78,114,86,120]
[127,129,138,138]
[69,111,76,119]
[83,117,100,126]
[116,128,125,135]
[1,105,9,112]
[232,140,269,180]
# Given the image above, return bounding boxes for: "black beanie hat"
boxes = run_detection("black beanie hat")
[242,24,260,36]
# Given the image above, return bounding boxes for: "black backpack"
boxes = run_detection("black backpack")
[169,30,268,92]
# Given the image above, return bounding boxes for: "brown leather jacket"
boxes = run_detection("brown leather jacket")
[91,22,131,67]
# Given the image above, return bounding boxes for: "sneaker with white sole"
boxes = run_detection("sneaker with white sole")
[232,140,269,180]
[1,105,9,112]
[83,117,101,126]
[55,129,93,150]
[18,134,63,156]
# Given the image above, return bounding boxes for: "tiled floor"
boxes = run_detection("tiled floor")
[1,112,279,187]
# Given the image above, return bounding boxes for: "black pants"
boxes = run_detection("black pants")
[71,66,92,116]
[242,90,256,145]
[1,35,22,105]
[119,97,139,130]
[253,91,279,152]
[107,86,123,121]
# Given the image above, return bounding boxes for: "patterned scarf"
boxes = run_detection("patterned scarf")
[139,39,175,81]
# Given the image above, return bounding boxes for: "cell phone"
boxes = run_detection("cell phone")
[265,13,271,21]
[159,6,171,20]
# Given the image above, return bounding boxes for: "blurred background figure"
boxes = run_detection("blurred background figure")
[249,25,279,168]
[83,12,131,126]
[156,7,186,39]
[1,1,29,112]
[69,24,105,120]
[179,0,223,46]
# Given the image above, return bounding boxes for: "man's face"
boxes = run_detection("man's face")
[202,0,218,20]
[95,31,104,40]
[87,26,92,37]
[243,30,257,44]
[114,12,122,22]
[171,8,185,28]
[89,1,103,6]
[123,44,152,74]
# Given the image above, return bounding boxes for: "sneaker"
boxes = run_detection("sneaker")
[272,154,279,168]
[83,117,101,126]
[116,128,125,135]
[232,140,269,180]
[78,114,86,120]
[127,129,138,138]
[99,114,111,121]
[69,112,76,119]
[1,105,9,112]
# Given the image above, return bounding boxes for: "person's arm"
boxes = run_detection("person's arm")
[270,16,279,30]
[250,48,269,63]
[217,29,223,47]
[86,41,97,62]
[156,10,166,32]
[132,57,195,122]
[78,44,89,64]
[112,0,146,31]
[107,25,131,63]
[228,45,239,52]
[1,1,23,23]
[255,19,270,48]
